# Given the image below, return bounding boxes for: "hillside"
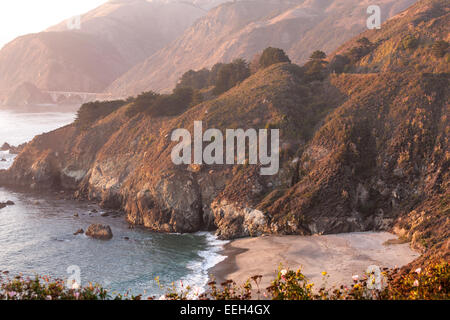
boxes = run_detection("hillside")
[107,0,416,96]
[1,0,448,268]
[0,0,215,105]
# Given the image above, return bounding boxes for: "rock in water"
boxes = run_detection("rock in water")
[0,142,11,151]
[85,224,113,240]
[0,201,15,209]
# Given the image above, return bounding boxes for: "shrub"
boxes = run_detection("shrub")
[402,35,419,50]
[357,37,372,48]
[75,99,126,130]
[431,40,449,58]
[125,91,159,117]
[267,267,314,300]
[2,262,448,300]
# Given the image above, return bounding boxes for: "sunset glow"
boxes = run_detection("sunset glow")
[0,0,108,49]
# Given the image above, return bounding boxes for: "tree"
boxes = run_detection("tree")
[304,51,328,81]
[309,50,327,61]
[357,37,372,48]
[259,47,291,68]
[208,63,225,86]
[76,99,126,129]
[330,54,350,74]
[126,91,159,117]
[177,69,210,90]
[213,59,250,95]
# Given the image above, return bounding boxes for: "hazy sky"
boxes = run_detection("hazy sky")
[0,0,109,49]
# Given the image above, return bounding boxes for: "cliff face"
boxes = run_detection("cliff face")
[0,0,448,266]
[107,0,416,95]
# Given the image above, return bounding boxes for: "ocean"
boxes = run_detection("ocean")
[0,109,227,297]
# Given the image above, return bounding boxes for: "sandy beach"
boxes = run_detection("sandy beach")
[211,232,420,293]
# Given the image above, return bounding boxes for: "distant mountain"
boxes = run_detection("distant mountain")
[47,0,223,67]
[4,82,53,107]
[107,0,416,96]
[0,0,217,105]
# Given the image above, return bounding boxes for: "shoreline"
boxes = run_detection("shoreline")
[210,232,420,292]
[209,242,248,286]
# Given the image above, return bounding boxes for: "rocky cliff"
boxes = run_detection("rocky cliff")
[0,0,448,266]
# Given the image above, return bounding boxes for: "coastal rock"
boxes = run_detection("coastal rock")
[8,143,26,155]
[0,143,10,151]
[0,200,15,209]
[74,228,84,235]
[85,224,113,240]
[212,200,267,239]
[0,0,448,269]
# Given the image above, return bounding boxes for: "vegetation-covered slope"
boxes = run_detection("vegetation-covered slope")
[107,0,416,95]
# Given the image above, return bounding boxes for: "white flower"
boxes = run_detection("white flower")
[71,281,80,290]
[46,295,52,300]
[413,280,419,287]
[352,275,359,281]
[280,269,287,276]
[415,268,422,274]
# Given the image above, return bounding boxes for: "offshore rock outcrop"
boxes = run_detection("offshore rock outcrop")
[85,224,113,240]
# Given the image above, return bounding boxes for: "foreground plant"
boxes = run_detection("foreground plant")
[1,262,448,300]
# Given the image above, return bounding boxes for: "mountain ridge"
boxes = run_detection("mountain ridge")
[107,0,416,96]
[0,0,218,105]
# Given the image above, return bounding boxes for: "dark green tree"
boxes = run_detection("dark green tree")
[76,99,126,129]
[126,91,159,117]
[177,68,210,90]
[304,51,328,81]
[309,50,327,61]
[213,59,250,95]
[356,37,372,48]
[259,47,291,68]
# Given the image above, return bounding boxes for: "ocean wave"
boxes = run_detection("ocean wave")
[180,232,229,298]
